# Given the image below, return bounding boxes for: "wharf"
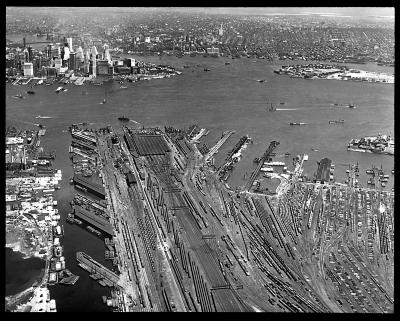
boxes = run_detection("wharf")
[73,174,106,199]
[76,251,120,287]
[245,141,280,191]
[204,131,235,162]
[74,206,113,236]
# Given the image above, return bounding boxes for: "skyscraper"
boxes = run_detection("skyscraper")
[69,52,77,71]
[23,62,34,77]
[219,24,224,36]
[104,44,111,65]
[67,37,73,51]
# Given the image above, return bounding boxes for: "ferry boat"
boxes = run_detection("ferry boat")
[328,119,344,124]
[118,116,130,122]
[348,134,394,155]
[289,122,307,126]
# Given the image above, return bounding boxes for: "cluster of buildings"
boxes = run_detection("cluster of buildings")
[275,64,394,83]
[5,126,63,311]
[6,9,394,68]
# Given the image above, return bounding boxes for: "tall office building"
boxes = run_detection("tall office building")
[84,48,90,73]
[91,45,98,59]
[76,46,84,71]
[54,58,62,72]
[67,37,73,51]
[219,24,224,36]
[104,44,111,65]
[69,52,77,71]
[91,46,98,77]
[63,46,70,60]
[97,59,110,75]
[23,62,34,77]
[27,46,33,62]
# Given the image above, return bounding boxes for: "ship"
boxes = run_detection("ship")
[118,116,130,122]
[267,103,276,112]
[347,134,394,155]
[289,122,307,126]
[329,119,344,124]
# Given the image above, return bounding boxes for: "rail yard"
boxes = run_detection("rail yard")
[67,122,394,312]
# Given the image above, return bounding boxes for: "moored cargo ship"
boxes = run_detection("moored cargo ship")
[347,134,394,155]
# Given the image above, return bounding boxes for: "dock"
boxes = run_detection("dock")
[204,131,235,162]
[74,206,113,236]
[245,141,280,191]
[76,251,120,287]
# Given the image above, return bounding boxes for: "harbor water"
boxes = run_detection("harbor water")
[5,248,45,296]
[6,55,394,311]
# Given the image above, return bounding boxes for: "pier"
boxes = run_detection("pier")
[245,141,280,191]
[76,251,120,287]
[204,130,235,162]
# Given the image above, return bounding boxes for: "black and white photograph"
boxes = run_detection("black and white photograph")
[5,6,394,312]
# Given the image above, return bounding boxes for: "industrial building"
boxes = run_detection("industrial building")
[73,174,105,199]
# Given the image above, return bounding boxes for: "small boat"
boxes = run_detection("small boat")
[55,86,63,93]
[280,102,285,105]
[381,182,386,187]
[225,62,230,65]
[284,152,291,157]
[329,119,344,124]
[348,103,356,109]
[366,169,374,174]
[120,86,127,89]
[12,94,23,99]
[289,122,307,125]
[204,68,210,72]
[27,90,35,95]
[118,116,130,122]
[100,98,107,104]
[256,79,265,83]
[346,169,350,174]
[391,169,394,174]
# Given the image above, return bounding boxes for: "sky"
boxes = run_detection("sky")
[165,7,394,18]
[6,7,395,18]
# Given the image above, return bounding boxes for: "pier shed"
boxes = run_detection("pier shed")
[315,158,332,184]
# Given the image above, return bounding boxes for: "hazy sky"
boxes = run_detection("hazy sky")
[166,7,394,17]
[7,7,395,18]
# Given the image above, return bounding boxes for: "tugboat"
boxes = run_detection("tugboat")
[267,103,276,112]
[117,116,130,122]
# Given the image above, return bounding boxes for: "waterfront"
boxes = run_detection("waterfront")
[6,55,394,311]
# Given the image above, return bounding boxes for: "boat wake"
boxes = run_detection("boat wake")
[276,108,298,111]
[35,116,53,119]
[129,119,140,124]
